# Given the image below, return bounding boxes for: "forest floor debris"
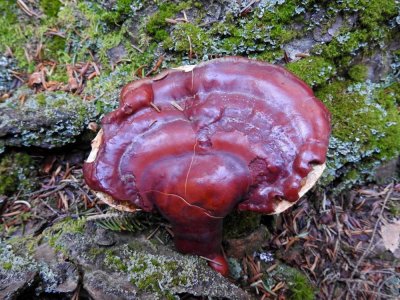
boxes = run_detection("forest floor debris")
[1,153,398,299]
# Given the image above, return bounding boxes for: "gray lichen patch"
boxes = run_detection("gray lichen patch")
[48,219,249,299]
[0,89,95,149]
[107,244,236,297]
[0,55,17,95]
[0,242,39,299]
[316,79,400,192]
[0,242,37,274]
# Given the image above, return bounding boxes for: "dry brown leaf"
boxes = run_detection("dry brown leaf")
[28,71,43,87]
[66,65,79,91]
[380,219,400,253]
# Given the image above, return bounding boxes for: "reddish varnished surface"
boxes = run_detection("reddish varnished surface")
[83,57,331,274]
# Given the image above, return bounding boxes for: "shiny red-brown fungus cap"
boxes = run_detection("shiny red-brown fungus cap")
[83,57,331,276]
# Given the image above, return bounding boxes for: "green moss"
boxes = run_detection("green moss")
[44,35,66,60]
[290,272,316,300]
[2,262,12,270]
[105,250,128,272]
[126,253,185,293]
[172,23,211,56]
[270,25,297,44]
[165,292,177,300]
[40,0,62,18]
[43,217,86,251]
[316,81,400,159]
[99,0,143,24]
[88,247,105,258]
[36,93,47,106]
[47,68,69,83]
[97,31,125,66]
[265,264,315,300]
[0,242,37,274]
[319,29,369,59]
[146,2,191,42]
[7,235,39,256]
[286,57,336,87]
[0,2,36,71]
[312,78,400,190]
[0,0,64,71]
[357,0,398,30]
[101,244,210,297]
[0,152,37,196]
[253,50,283,63]
[206,3,299,56]
[0,1,17,24]
[388,203,400,217]
[312,0,398,65]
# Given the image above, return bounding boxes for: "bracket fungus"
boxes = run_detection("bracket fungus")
[83,57,331,276]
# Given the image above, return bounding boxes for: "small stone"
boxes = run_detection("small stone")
[53,262,79,293]
[83,270,137,300]
[0,271,38,300]
[107,45,127,66]
[94,228,116,247]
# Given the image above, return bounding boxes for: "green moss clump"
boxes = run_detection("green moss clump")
[36,93,47,106]
[146,2,190,42]
[145,0,300,58]
[317,81,400,159]
[286,57,336,87]
[388,202,400,217]
[264,264,315,300]
[312,0,398,64]
[253,51,283,63]
[101,244,218,297]
[172,23,211,56]
[348,64,368,82]
[2,262,12,270]
[206,2,299,57]
[0,152,37,196]
[290,272,315,300]
[44,35,66,60]
[0,1,17,24]
[314,79,400,191]
[88,247,105,258]
[43,217,86,251]
[357,0,398,30]
[99,0,143,24]
[320,29,369,59]
[0,2,35,71]
[7,235,39,255]
[40,0,62,18]
[105,250,128,272]
[126,252,186,293]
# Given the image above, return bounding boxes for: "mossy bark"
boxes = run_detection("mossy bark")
[0,218,249,299]
[1,0,399,189]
